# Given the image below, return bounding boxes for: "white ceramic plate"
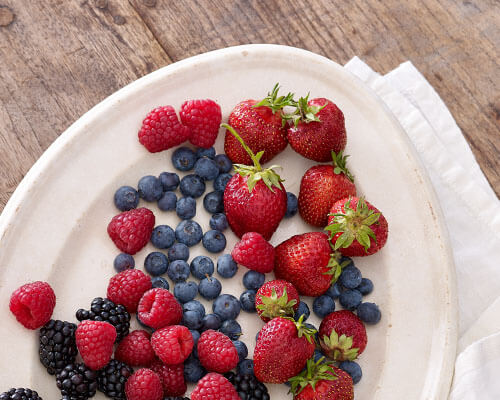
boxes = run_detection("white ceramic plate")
[0,44,457,399]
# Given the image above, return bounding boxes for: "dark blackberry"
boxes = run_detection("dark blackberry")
[39,319,78,375]
[225,371,270,400]
[76,297,130,342]
[97,359,133,400]
[56,363,98,400]
[0,388,42,400]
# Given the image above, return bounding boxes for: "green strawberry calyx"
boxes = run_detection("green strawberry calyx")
[320,329,359,361]
[288,357,338,395]
[256,287,297,320]
[331,150,354,182]
[323,250,352,284]
[222,123,284,193]
[282,93,326,127]
[292,314,317,345]
[253,83,297,114]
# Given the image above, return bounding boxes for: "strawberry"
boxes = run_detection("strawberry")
[298,151,356,227]
[224,83,291,165]
[180,99,222,149]
[254,316,316,383]
[286,96,346,162]
[222,124,287,241]
[326,197,388,257]
[75,320,116,370]
[191,372,240,400]
[319,310,367,361]
[255,279,299,322]
[231,232,275,273]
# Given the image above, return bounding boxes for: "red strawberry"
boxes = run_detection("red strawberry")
[180,99,222,148]
[319,310,367,361]
[107,269,152,313]
[255,279,299,322]
[107,207,155,255]
[125,368,163,400]
[137,288,183,329]
[223,124,287,241]
[75,320,116,370]
[9,281,56,330]
[138,106,191,153]
[298,151,356,227]
[197,329,239,373]
[151,325,193,365]
[150,360,187,397]
[191,372,240,400]
[254,316,316,383]
[115,329,156,367]
[231,232,275,273]
[326,197,388,256]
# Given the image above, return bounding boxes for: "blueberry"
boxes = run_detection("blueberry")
[172,147,197,171]
[167,242,189,262]
[157,191,177,211]
[158,171,180,191]
[196,147,216,159]
[176,196,197,220]
[213,294,241,321]
[313,295,335,318]
[293,301,310,322]
[214,173,232,192]
[285,192,298,218]
[203,191,224,213]
[240,290,256,312]
[202,313,222,331]
[150,225,175,249]
[325,282,342,299]
[174,281,198,303]
[313,349,324,363]
[183,300,206,318]
[184,357,206,382]
[339,289,363,311]
[357,278,374,295]
[339,360,362,384]
[175,219,203,247]
[182,310,203,330]
[237,359,254,376]
[190,330,201,346]
[195,158,220,181]
[167,260,190,282]
[339,265,362,289]
[242,270,265,291]
[357,302,381,324]
[210,213,228,231]
[202,230,226,253]
[144,252,169,276]
[151,276,169,290]
[217,254,238,278]
[113,253,135,272]
[114,186,139,211]
[214,154,233,173]
[190,256,214,280]
[180,174,206,198]
[220,319,242,340]
[233,340,248,362]
[255,331,260,342]
[137,175,163,202]
[198,276,222,300]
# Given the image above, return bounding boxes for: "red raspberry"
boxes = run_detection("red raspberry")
[9,281,56,329]
[137,288,182,329]
[107,207,155,255]
[125,368,163,400]
[150,360,186,397]
[138,106,191,153]
[75,320,116,370]
[180,99,222,149]
[197,329,239,373]
[231,232,275,273]
[107,269,152,313]
[191,372,240,400]
[151,325,193,365]
[255,279,300,322]
[115,330,156,367]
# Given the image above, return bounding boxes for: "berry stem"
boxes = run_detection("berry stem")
[221,123,262,171]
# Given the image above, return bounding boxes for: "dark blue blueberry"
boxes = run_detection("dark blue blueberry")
[237,359,254,376]
[255,331,260,342]
[313,295,335,318]
[242,270,265,291]
[175,219,203,247]
[357,278,374,295]
[114,186,139,211]
[158,171,180,191]
[144,252,169,276]
[157,191,177,211]
[232,340,248,362]
[220,319,242,340]
[313,349,325,363]
[172,147,197,171]
[190,330,201,347]
[293,301,310,321]
[357,302,381,324]
[167,242,189,262]
[194,157,219,181]
[325,282,342,299]
[167,259,190,282]
[176,196,197,220]
[213,294,241,321]
[202,313,222,331]
[285,192,298,218]
[180,174,206,198]
[214,154,233,173]
[339,265,362,289]
[113,253,135,272]
[209,213,228,231]
[151,276,169,290]
[217,254,238,278]
[339,360,362,384]
[137,175,163,202]
[199,277,222,300]
[339,289,363,311]
[150,225,175,249]
[203,191,224,213]
[183,300,206,318]
[174,281,198,303]
[240,290,256,312]
[196,147,216,159]
[213,173,232,192]
[182,310,203,330]
[184,356,206,383]
[190,256,214,280]
[202,230,226,253]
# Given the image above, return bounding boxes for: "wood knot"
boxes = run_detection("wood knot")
[113,14,125,25]
[0,6,15,27]
[142,0,157,7]
[95,0,108,9]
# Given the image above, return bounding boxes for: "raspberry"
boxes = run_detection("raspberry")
[231,232,275,273]
[75,320,116,370]
[180,99,222,149]
[115,329,156,367]
[107,269,152,313]
[137,288,183,329]
[125,368,163,400]
[107,207,155,255]
[151,325,193,365]
[191,372,240,400]
[138,106,191,153]
[9,281,56,330]
[150,360,187,397]
[197,329,239,373]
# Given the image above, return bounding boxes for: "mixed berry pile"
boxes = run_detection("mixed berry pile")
[5,84,386,400]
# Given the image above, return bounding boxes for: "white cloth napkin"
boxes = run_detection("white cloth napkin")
[344,57,500,399]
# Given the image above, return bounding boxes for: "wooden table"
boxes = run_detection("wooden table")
[0,0,498,211]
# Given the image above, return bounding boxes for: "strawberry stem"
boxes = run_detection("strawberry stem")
[221,123,262,171]
[253,83,297,114]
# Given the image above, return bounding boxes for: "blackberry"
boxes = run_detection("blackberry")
[0,388,42,400]
[225,371,270,400]
[76,297,130,342]
[97,359,133,400]
[56,363,98,400]
[39,319,78,375]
